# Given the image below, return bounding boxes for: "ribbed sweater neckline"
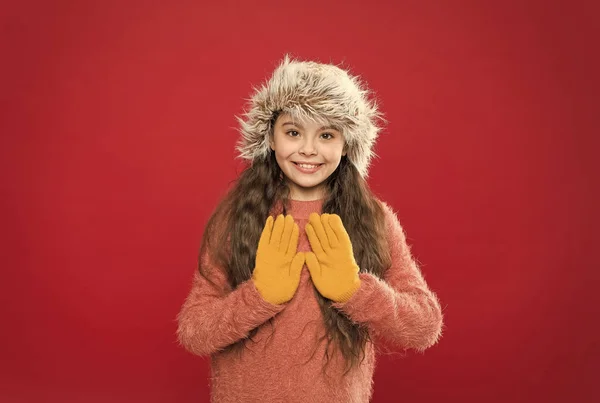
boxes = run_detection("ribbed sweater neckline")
[283,198,324,219]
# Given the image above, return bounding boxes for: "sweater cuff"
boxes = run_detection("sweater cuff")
[242,279,288,316]
[330,273,379,322]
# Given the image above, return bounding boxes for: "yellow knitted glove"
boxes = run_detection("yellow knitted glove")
[252,214,305,305]
[305,213,361,303]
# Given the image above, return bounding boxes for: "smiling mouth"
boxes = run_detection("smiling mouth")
[293,162,324,168]
[292,162,324,174]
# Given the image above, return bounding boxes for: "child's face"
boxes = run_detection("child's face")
[270,113,346,201]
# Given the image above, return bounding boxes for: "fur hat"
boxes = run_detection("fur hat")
[235,54,385,178]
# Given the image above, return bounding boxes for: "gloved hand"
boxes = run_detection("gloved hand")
[305,213,361,303]
[252,214,305,305]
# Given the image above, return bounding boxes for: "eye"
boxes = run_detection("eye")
[321,132,334,140]
[286,130,300,137]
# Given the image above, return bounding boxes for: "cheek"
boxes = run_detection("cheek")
[275,142,296,159]
[273,147,293,167]
[325,145,345,162]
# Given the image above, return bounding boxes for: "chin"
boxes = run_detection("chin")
[291,175,331,191]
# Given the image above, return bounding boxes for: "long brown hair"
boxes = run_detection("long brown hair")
[199,151,391,375]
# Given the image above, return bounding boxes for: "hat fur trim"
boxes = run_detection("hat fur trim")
[235,54,385,178]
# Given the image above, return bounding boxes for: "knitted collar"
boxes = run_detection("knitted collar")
[271,198,324,219]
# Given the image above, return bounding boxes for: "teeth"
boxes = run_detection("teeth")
[298,164,319,169]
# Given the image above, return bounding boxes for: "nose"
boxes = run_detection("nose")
[299,137,317,156]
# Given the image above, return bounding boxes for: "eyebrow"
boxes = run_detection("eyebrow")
[281,121,339,131]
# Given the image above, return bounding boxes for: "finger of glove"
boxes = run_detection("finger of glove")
[270,214,285,249]
[329,214,352,246]
[305,251,321,277]
[291,252,305,278]
[285,223,299,260]
[308,213,331,252]
[321,214,339,248]
[305,223,325,256]
[258,216,274,251]
[280,215,294,253]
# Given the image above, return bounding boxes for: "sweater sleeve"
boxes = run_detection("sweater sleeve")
[331,202,444,352]
[176,244,286,357]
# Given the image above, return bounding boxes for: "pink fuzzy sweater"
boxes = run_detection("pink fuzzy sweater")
[177,198,443,402]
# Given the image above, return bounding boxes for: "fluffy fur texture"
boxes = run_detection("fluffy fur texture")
[176,199,444,402]
[235,54,386,178]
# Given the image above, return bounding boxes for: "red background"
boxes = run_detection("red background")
[1,0,598,402]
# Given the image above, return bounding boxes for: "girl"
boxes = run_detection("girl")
[177,54,444,403]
